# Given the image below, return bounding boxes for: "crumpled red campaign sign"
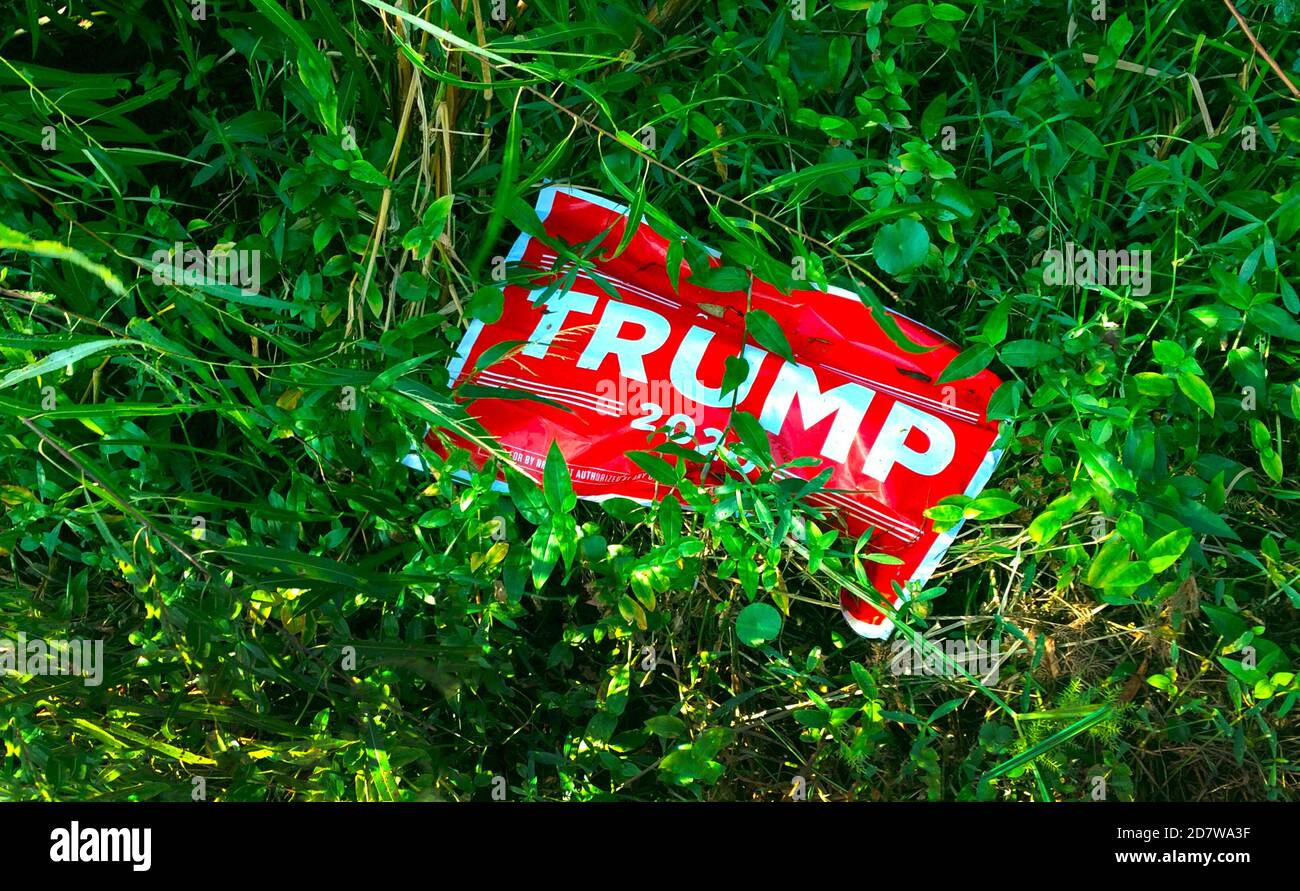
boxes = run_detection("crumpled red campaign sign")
[422,186,1003,637]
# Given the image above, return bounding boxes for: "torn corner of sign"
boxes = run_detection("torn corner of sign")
[410,185,1006,639]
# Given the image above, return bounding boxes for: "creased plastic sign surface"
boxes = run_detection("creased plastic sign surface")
[425,186,1003,638]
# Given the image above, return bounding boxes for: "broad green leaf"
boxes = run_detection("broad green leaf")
[629,450,681,485]
[746,308,794,362]
[1177,372,1215,416]
[892,4,930,26]
[1000,339,1061,367]
[1074,438,1137,493]
[543,441,577,513]
[730,410,772,467]
[735,602,782,646]
[1146,528,1192,572]
[872,218,930,275]
[938,344,995,383]
[467,286,505,323]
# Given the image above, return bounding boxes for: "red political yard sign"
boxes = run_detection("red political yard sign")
[425,187,1003,637]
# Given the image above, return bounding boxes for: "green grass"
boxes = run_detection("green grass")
[0,0,1297,801]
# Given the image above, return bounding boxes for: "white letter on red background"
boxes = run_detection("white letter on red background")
[758,362,876,463]
[863,402,956,482]
[670,326,767,407]
[522,290,598,359]
[577,301,671,382]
